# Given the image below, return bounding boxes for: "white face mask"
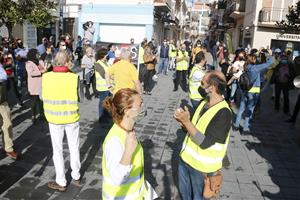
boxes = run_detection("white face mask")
[62,46,67,50]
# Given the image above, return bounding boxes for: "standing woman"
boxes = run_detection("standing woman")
[102,88,157,200]
[81,47,96,100]
[143,46,156,95]
[25,49,46,123]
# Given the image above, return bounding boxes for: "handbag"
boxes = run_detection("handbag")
[203,170,223,199]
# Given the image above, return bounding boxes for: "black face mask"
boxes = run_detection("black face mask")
[238,56,244,61]
[198,86,208,98]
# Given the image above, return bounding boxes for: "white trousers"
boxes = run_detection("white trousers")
[49,122,81,186]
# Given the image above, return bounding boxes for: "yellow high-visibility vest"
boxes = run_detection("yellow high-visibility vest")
[189,66,205,100]
[102,124,147,199]
[169,44,177,58]
[248,86,260,93]
[96,60,109,92]
[138,46,145,64]
[176,51,189,71]
[42,72,80,124]
[180,100,231,173]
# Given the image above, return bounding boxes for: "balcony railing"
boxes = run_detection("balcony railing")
[259,7,289,23]
[227,0,245,18]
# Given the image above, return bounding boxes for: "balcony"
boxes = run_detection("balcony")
[258,7,289,28]
[154,0,172,12]
[227,0,245,19]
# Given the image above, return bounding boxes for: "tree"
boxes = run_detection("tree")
[0,0,57,38]
[276,1,300,34]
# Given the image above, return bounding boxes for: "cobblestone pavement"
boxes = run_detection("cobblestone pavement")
[0,73,299,200]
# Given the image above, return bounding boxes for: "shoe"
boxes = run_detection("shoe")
[242,130,250,134]
[173,89,177,92]
[143,91,146,94]
[47,181,67,192]
[147,92,151,95]
[15,103,22,108]
[71,179,81,187]
[232,125,239,131]
[6,150,18,160]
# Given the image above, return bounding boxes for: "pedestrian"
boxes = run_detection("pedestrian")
[191,40,202,65]
[75,35,83,64]
[202,44,214,71]
[143,45,156,95]
[188,52,206,110]
[138,41,146,83]
[25,49,46,123]
[14,39,27,99]
[107,43,116,66]
[233,53,273,133]
[106,48,142,95]
[173,44,189,92]
[273,54,296,114]
[37,37,48,55]
[174,71,232,200]
[168,39,177,71]
[94,48,110,123]
[0,57,18,160]
[40,43,55,72]
[43,51,81,192]
[102,88,157,199]
[157,39,169,75]
[81,47,96,100]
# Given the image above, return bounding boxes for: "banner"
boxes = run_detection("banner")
[95,41,139,66]
[225,32,233,54]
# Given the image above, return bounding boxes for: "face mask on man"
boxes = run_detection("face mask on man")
[238,56,244,61]
[198,85,210,98]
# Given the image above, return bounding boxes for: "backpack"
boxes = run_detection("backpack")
[239,70,253,91]
[275,63,290,83]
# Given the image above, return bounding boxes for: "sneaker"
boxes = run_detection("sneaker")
[15,103,22,108]
[71,179,81,187]
[6,150,18,160]
[147,92,152,95]
[47,181,67,192]
[173,89,178,92]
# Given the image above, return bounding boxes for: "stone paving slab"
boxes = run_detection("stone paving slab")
[0,74,300,200]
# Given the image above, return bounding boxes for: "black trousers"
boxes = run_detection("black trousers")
[275,82,290,113]
[143,69,155,92]
[31,95,43,118]
[291,93,300,121]
[85,73,97,98]
[174,70,187,92]
[7,77,22,103]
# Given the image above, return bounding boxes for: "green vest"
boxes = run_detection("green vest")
[188,66,205,100]
[102,124,147,199]
[176,51,189,71]
[42,72,80,124]
[180,100,231,173]
[96,60,109,92]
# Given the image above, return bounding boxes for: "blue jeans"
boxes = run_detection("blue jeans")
[158,58,169,74]
[98,91,110,118]
[178,159,205,200]
[234,92,259,131]
[229,80,238,102]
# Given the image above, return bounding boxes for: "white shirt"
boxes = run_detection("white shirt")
[191,65,205,82]
[232,60,245,78]
[0,64,7,82]
[104,136,158,200]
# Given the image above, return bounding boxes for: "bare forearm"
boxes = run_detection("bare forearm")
[120,150,133,165]
[182,120,198,137]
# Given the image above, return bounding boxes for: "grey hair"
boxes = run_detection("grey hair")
[54,51,70,66]
[119,48,132,60]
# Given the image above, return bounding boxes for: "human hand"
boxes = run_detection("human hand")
[174,106,190,125]
[124,131,137,156]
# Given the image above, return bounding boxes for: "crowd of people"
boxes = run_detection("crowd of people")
[0,33,299,200]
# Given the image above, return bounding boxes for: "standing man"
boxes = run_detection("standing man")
[188,52,206,109]
[0,61,18,160]
[174,44,189,92]
[37,37,48,55]
[168,39,177,71]
[174,71,232,200]
[157,39,169,75]
[43,51,81,191]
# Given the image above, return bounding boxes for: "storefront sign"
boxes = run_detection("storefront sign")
[276,34,300,41]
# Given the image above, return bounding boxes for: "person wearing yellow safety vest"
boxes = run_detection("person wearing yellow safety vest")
[102,88,157,200]
[43,51,81,192]
[189,51,207,110]
[138,41,146,83]
[168,40,177,71]
[233,53,273,134]
[174,71,232,200]
[174,44,189,92]
[94,48,111,123]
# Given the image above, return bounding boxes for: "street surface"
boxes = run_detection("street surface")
[0,73,300,200]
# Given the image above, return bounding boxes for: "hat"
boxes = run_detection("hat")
[274,48,281,53]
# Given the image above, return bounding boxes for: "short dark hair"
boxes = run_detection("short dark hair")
[96,48,108,60]
[107,43,114,50]
[195,51,205,64]
[207,72,227,95]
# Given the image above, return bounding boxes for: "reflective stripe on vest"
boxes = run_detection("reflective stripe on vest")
[189,66,204,100]
[248,86,260,93]
[102,124,147,199]
[176,51,188,71]
[42,72,80,124]
[96,61,109,92]
[180,100,231,173]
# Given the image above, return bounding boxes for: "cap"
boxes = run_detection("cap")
[274,48,282,53]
